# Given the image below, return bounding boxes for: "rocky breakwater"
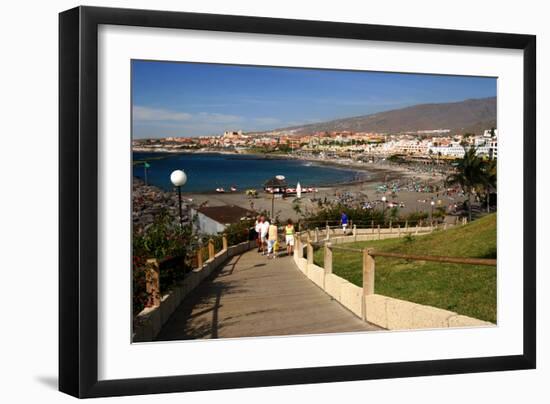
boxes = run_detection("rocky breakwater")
[133,178,190,230]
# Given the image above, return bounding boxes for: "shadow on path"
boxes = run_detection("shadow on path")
[156,250,379,341]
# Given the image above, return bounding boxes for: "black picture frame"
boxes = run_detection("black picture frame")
[59,6,536,398]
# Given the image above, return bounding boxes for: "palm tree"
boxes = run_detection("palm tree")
[481,158,497,212]
[445,146,485,221]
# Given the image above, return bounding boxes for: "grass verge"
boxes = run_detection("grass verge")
[313,214,496,322]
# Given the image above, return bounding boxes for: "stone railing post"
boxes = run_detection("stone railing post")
[371,220,375,234]
[222,234,228,251]
[398,224,401,237]
[314,227,319,243]
[324,243,333,274]
[325,225,330,241]
[415,223,419,235]
[295,233,303,259]
[362,249,376,321]
[362,249,375,296]
[389,220,392,233]
[197,248,204,269]
[307,241,314,266]
[145,258,161,308]
[377,225,381,240]
[405,220,408,232]
[208,238,215,260]
[444,222,448,231]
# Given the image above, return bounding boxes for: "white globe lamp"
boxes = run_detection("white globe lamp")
[170,170,187,187]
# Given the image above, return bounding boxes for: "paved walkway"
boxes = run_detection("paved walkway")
[156,250,379,341]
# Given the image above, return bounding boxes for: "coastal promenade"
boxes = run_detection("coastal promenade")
[155,250,379,341]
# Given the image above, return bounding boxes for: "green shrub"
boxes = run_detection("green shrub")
[133,210,195,315]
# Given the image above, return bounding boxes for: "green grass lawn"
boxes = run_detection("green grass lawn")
[313,214,497,323]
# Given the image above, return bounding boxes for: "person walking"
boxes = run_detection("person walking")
[267,220,278,258]
[260,216,270,255]
[285,219,295,256]
[254,215,262,252]
[340,211,349,234]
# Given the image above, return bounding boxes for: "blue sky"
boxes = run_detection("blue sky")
[132,60,496,138]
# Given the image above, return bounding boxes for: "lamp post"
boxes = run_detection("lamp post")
[271,190,275,220]
[430,200,435,224]
[271,175,285,220]
[143,161,150,185]
[381,195,387,224]
[170,169,187,228]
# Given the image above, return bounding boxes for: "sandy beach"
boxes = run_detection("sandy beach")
[182,158,464,222]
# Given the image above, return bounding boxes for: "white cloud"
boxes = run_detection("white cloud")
[133,106,244,125]
[133,106,192,122]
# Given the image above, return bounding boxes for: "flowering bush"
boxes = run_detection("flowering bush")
[132,210,194,315]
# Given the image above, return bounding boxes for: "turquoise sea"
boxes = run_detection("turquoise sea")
[133,152,367,192]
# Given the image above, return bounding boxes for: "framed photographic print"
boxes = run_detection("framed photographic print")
[59,6,536,398]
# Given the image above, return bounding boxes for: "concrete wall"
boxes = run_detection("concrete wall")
[133,239,257,342]
[306,264,325,289]
[315,226,440,239]
[324,274,346,301]
[338,281,364,318]
[365,294,493,330]
[304,227,435,247]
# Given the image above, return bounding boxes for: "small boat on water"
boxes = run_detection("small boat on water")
[216,187,225,193]
[230,186,237,192]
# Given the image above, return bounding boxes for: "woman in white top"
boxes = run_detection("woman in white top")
[285,219,295,256]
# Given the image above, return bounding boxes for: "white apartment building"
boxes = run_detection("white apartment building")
[393,140,429,155]
[428,142,466,158]
[428,132,497,159]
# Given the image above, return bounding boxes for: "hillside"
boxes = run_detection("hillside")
[278,96,496,135]
[314,214,497,322]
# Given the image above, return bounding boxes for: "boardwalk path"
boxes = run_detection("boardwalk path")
[156,250,379,341]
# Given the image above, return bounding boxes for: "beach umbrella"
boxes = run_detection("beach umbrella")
[296,182,302,199]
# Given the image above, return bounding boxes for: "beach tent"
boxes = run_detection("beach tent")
[264,176,288,194]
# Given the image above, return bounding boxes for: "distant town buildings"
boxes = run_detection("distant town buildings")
[133,127,498,160]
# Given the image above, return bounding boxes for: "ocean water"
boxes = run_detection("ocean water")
[133,152,366,192]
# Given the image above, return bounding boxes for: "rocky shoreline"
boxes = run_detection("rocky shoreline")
[132,178,191,230]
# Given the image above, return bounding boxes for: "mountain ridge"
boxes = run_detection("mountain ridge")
[269,96,496,135]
